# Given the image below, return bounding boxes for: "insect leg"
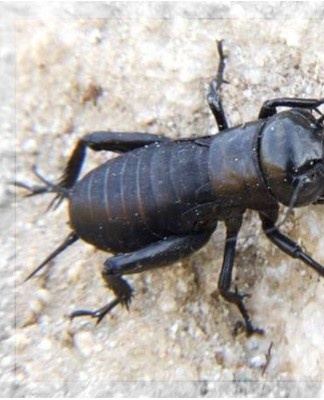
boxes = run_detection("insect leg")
[259,209,324,277]
[15,132,170,208]
[70,231,213,323]
[218,215,263,335]
[258,98,324,119]
[207,40,229,131]
[69,275,133,324]
[57,131,171,190]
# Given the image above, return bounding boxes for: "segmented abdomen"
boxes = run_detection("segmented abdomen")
[69,140,213,252]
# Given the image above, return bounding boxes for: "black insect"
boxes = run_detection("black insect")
[16,41,324,335]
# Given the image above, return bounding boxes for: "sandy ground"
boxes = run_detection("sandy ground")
[3,2,324,397]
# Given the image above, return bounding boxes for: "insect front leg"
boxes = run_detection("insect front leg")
[258,98,324,119]
[70,231,214,323]
[218,215,263,335]
[259,208,324,277]
[207,40,229,131]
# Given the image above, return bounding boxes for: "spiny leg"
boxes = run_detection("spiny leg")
[14,131,170,209]
[207,40,229,131]
[218,215,263,335]
[258,97,324,119]
[57,131,170,190]
[259,208,324,277]
[70,275,133,324]
[70,231,213,323]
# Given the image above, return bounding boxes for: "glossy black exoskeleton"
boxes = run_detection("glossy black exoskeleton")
[16,41,324,334]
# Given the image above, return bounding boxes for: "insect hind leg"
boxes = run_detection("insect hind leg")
[70,231,213,324]
[58,131,171,192]
[70,275,133,324]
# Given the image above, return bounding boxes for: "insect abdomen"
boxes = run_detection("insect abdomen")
[69,141,213,252]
